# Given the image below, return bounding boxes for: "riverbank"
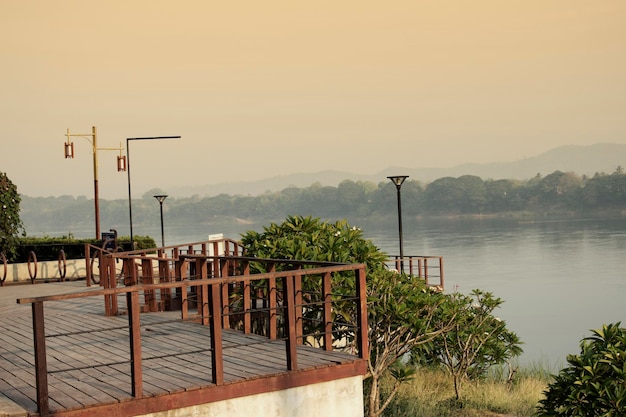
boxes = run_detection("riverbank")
[381,366,550,416]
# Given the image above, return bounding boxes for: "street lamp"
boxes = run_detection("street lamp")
[153,195,168,247]
[388,175,408,272]
[64,126,126,239]
[126,136,181,247]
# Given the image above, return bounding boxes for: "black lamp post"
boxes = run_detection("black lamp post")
[126,136,180,247]
[388,175,408,272]
[154,195,168,247]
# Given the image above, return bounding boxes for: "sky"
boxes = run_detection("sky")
[2,1,626,199]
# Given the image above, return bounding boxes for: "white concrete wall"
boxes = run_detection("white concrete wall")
[2,259,122,283]
[2,259,85,283]
[140,376,364,417]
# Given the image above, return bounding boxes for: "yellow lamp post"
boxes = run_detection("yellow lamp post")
[64,126,126,239]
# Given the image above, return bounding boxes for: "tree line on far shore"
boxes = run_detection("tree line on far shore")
[19,167,626,235]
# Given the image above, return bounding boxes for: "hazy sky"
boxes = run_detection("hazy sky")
[2,1,625,199]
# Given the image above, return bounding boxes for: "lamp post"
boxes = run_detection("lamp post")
[153,195,168,247]
[64,126,126,239]
[388,175,408,272]
[126,136,180,248]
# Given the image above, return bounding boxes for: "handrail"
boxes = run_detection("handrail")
[390,255,444,290]
[17,255,368,416]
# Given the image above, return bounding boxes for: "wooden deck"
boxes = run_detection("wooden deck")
[0,281,366,416]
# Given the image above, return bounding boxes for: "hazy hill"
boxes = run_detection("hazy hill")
[171,143,626,197]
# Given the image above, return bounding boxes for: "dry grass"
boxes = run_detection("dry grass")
[380,365,550,417]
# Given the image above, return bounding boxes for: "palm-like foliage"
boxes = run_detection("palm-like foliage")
[537,322,626,416]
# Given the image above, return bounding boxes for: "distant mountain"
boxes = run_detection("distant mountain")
[170,143,626,197]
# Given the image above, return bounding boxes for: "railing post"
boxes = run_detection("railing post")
[268,263,277,339]
[208,271,224,385]
[181,281,189,321]
[141,258,157,312]
[85,243,92,287]
[197,258,209,326]
[355,266,369,360]
[174,257,187,310]
[32,301,49,416]
[158,257,172,310]
[243,262,252,334]
[105,255,119,314]
[127,289,143,398]
[294,267,303,345]
[418,258,423,278]
[220,258,230,329]
[439,256,445,290]
[283,274,298,371]
[323,271,333,351]
[101,256,120,316]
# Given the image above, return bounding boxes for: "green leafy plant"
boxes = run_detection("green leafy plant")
[240,215,458,417]
[0,172,25,261]
[240,215,387,268]
[366,269,457,417]
[14,235,156,262]
[415,289,523,401]
[537,322,626,416]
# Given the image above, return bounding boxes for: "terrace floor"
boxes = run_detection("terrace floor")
[0,281,366,416]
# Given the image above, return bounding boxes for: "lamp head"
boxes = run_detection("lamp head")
[387,175,408,189]
[154,195,168,203]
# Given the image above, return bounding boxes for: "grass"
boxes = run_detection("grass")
[379,363,552,417]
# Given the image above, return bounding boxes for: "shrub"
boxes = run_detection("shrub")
[414,289,523,401]
[537,322,626,416]
[0,172,25,260]
[14,235,156,262]
[240,215,458,417]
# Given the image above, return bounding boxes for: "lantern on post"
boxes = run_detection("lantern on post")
[64,127,125,239]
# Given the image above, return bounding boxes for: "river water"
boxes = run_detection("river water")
[360,217,626,368]
[127,216,626,368]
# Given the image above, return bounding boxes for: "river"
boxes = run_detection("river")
[117,216,626,368]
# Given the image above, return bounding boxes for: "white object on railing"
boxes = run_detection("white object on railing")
[208,233,225,256]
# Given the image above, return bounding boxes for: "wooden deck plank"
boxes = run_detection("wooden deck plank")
[108,363,171,398]
[47,374,95,410]
[79,365,138,399]
[0,282,365,416]
[56,369,121,404]
[0,369,38,411]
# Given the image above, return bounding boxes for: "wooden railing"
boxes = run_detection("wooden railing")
[390,255,444,289]
[17,255,368,416]
[85,238,243,315]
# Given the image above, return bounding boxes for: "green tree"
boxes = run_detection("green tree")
[0,172,25,260]
[337,180,367,215]
[416,289,523,401]
[366,269,455,417]
[422,176,461,214]
[240,215,386,270]
[456,175,488,213]
[240,215,456,417]
[537,323,626,416]
[485,179,522,212]
[536,171,583,210]
[396,179,424,217]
